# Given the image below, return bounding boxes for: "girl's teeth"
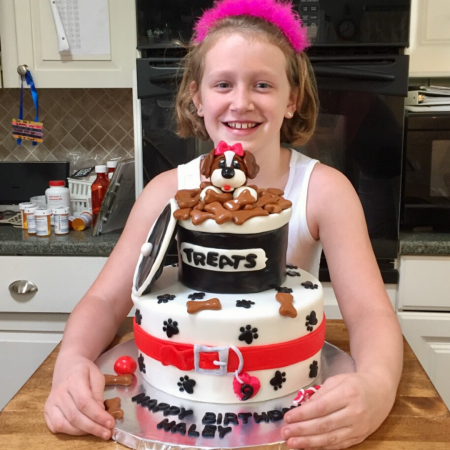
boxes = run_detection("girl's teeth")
[228,123,256,129]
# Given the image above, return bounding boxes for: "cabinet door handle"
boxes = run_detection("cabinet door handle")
[9,280,38,294]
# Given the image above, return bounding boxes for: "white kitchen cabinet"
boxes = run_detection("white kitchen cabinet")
[397,255,450,410]
[407,0,450,77]
[398,312,450,410]
[0,0,137,88]
[0,255,107,411]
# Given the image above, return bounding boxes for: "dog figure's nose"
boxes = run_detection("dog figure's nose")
[221,167,235,179]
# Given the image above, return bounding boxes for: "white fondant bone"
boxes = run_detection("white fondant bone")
[233,186,258,201]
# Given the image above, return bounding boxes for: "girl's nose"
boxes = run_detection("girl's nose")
[230,86,254,113]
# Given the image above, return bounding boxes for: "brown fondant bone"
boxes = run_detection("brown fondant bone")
[276,292,297,318]
[104,397,124,420]
[173,207,192,220]
[104,374,133,386]
[175,189,201,208]
[204,202,233,224]
[193,201,205,211]
[223,189,256,211]
[265,203,282,214]
[232,207,269,225]
[204,189,233,204]
[255,192,280,208]
[187,298,222,314]
[190,209,215,225]
[277,198,293,210]
[267,187,285,196]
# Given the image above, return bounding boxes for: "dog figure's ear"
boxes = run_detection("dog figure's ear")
[243,151,260,179]
[200,149,217,178]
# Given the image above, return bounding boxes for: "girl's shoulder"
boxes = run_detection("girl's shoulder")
[307,163,363,235]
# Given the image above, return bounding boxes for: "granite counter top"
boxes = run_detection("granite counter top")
[399,231,450,256]
[0,225,121,256]
[2,225,450,258]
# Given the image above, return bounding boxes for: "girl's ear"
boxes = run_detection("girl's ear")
[287,87,298,113]
[190,81,204,117]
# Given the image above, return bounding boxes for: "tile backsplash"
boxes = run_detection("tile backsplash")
[0,88,134,168]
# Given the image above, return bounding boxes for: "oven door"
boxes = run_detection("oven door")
[137,58,212,185]
[297,53,409,282]
[402,113,450,229]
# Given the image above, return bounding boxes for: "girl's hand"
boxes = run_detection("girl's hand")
[281,372,395,449]
[44,356,114,440]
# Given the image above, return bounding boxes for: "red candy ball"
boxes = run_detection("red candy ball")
[114,356,137,375]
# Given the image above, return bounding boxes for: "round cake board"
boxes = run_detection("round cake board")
[96,339,355,450]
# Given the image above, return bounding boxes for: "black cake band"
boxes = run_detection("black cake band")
[177,224,289,294]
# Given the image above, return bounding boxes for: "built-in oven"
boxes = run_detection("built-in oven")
[134,0,411,283]
[402,112,450,230]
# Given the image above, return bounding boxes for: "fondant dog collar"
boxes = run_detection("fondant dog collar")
[133,316,325,374]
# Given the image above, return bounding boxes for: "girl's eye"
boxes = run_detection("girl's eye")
[256,82,270,89]
[233,161,241,169]
[216,82,230,89]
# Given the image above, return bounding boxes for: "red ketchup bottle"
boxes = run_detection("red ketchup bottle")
[91,165,109,226]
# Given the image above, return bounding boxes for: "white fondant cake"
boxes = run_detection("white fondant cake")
[132,206,325,403]
[132,148,325,404]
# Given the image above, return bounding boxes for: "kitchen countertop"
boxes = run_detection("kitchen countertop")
[0,226,121,256]
[1,319,449,449]
[1,224,450,257]
[399,231,450,256]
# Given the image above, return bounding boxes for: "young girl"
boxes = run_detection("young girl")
[44,0,403,448]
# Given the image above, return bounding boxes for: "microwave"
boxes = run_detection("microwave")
[402,112,450,230]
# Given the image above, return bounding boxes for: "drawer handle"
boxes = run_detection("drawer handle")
[9,280,38,294]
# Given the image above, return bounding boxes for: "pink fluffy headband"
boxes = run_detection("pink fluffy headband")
[194,0,309,53]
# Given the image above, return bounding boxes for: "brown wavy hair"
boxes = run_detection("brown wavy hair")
[174,15,318,146]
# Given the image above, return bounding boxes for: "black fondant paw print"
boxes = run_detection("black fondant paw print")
[306,311,318,332]
[138,353,146,373]
[188,292,206,300]
[135,309,142,325]
[286,270,301,277]
[270,370,286,390]
[236,299,255,309]
[177,375,196,394]
[286,263,298,270]
[276,286,293,294]
[239,325,258,344]
[309,360,319,378]
[163,319,179,338]
[157,293,176,304]
[302,281,318,290]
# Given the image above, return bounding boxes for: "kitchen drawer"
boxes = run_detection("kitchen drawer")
[1,256,107,313]
[397,256,450,311]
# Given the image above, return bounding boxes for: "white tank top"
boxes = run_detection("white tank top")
[177,150,322,278]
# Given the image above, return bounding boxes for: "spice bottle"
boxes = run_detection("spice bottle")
[91,165,109,226]
[72,210,93,231]
[107,160,118,180]
[19,202,36,229]
[35,209,52,237]
[24,207,37,234]
[46,180,70,225]
[53,207,70,235]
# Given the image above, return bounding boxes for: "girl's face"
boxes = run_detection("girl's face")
[192,33,297,156]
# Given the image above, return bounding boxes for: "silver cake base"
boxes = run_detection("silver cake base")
[96,339,355,450]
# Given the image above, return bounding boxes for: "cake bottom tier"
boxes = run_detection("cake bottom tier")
[138,350,322,404]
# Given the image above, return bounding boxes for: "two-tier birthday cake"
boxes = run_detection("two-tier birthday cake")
[131,142,325,405]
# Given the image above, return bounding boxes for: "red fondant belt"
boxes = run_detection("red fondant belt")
[134,315,325,374]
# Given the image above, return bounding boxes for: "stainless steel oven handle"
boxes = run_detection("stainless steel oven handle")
[313,66,395,82]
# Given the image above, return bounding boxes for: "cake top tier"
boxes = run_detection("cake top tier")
[173,141,292,226]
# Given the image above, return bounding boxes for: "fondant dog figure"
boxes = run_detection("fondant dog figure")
[200,141,260,201]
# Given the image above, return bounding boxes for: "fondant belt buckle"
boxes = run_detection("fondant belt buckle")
[194,344,229,376]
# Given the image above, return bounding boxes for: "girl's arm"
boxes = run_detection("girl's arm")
[282,164,403,450]
[44,169,178,440]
